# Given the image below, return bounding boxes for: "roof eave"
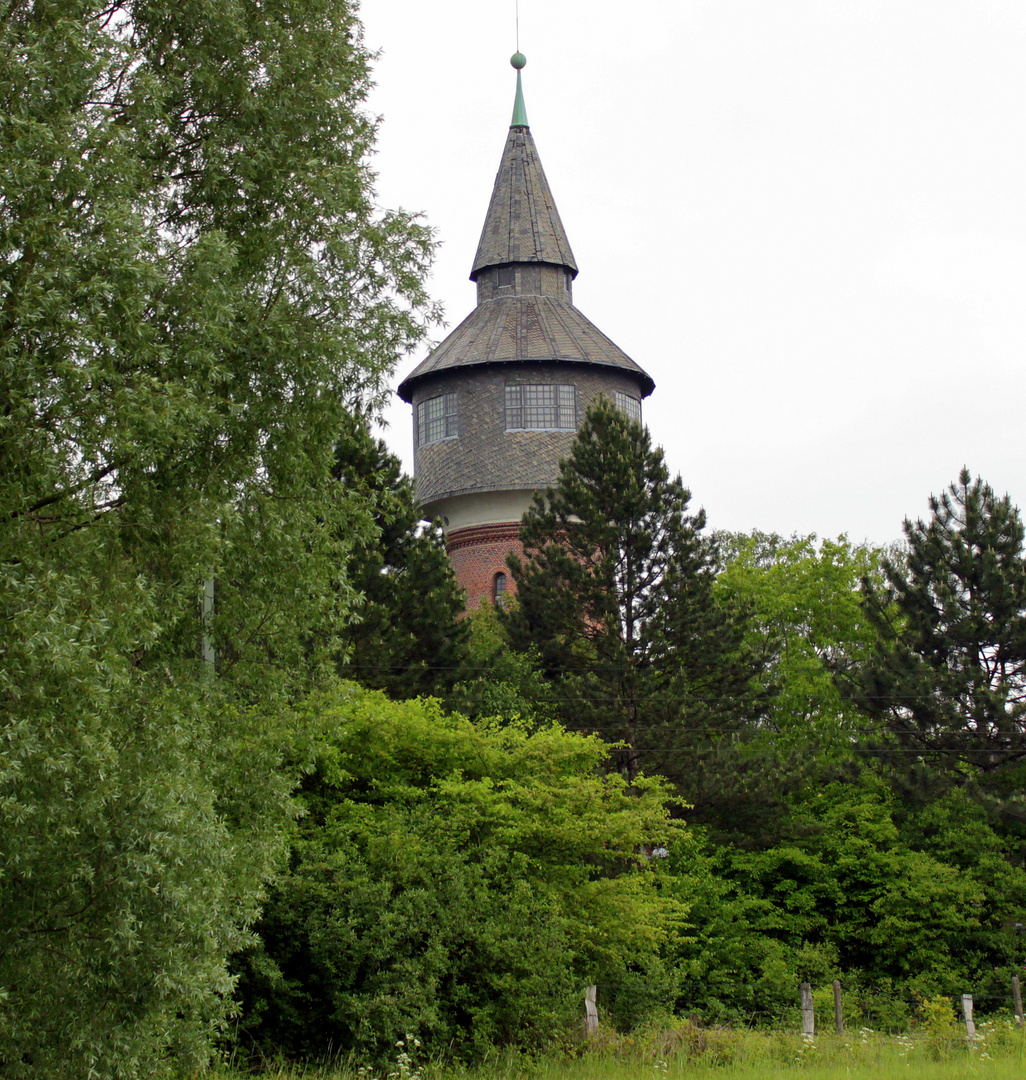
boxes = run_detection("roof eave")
[397,355,655,404]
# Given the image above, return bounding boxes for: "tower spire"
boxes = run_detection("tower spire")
[510,51,528,128]
[470,52,576,280]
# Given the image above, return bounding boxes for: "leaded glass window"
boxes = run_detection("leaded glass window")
[417,392,458,447]
[504,384,576,431]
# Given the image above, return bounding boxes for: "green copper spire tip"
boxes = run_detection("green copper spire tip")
[510,53,528,127]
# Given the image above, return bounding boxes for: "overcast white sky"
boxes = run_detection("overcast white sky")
[358,1,1026,548]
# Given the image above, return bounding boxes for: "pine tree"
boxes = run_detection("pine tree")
[504,400,768,804]
[332,416,469,700]
[839,469,1026,815]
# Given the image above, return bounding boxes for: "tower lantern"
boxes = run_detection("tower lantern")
[397,54,655,611]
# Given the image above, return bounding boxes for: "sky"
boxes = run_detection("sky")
[358,1,1026,548]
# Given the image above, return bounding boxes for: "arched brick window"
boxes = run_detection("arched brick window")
[493,571,507,608]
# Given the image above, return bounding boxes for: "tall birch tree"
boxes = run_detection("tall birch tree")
[0,1,433,1073]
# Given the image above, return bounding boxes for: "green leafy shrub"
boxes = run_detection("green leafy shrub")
[234,686,685,1064]
[0,678,299,1077]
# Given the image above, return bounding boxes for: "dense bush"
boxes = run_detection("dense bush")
[0,675,299,1076]
[233,686,685,1063]
[663,772,1026,1027]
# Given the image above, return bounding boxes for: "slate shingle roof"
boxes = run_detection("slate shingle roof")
[396,76,654,405]
[398,296,654,401]
[470,126,577,278]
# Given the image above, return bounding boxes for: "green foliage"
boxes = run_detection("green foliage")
[0,0,435,695]
[234,685,685,1063]
[779,777,988,984]
[839,470,1026,818]
[664,772,1026,1027]
[446,604,558,725]
[504,400,769,825]
[708,532,886,843]
[0,0,432,1073]
[676,519,1026,1014]
[663,828,844,1026]
[716,532,885,752]
[332,416,469,700]
[0,677,301,1076]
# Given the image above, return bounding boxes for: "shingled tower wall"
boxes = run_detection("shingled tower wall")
[397,55,655,611]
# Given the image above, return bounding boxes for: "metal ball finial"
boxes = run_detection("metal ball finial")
[511,52,527,70]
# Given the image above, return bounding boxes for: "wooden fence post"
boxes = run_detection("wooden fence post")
[584,985,598,1035]
[961,994,976,1040]
[1013,975,1024,1028]
[833,979,843,1035]
[800,982,815,1037]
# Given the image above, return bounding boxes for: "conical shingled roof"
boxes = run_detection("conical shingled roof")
[396,61,654,405]
[401,296,654,396]
[470,125,578,279]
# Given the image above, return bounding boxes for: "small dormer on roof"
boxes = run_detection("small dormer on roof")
[470,53,577,280]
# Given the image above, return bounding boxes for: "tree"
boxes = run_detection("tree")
[233,685,684,1063]
[445,604,560,726]
[1,0,434,696]
[504,400,768,811]
[674,773,1026,1012]
[704,533,886,840]
[715,532,885,748]
[838,470,1026,818]
[332,415,468,700]
[0,1,433,1072]
[0,683,302,1077]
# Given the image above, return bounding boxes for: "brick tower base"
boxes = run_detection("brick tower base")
[447,523,525,612]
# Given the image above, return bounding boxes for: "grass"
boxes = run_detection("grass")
[218,1017,1026,1080]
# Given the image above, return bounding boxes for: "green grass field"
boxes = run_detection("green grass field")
[220,1018,1026,1080]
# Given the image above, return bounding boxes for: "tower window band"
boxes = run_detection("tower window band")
[505,384,576,431]
[417,392,458,447]
[614,391,642,425]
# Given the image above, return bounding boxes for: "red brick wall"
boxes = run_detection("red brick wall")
[447,522,525,612]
